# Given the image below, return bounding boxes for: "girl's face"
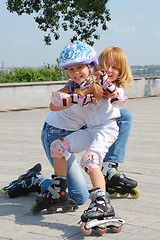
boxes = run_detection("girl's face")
[67,64,90,84]
[105,56,120,82]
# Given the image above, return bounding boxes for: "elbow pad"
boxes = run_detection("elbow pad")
[51,91,70,107]
[99,72,116,93]
[111,93,128,108]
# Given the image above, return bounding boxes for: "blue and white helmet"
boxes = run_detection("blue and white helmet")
[58,41,98,71]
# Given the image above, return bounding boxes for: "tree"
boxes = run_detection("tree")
[6,0,111,45]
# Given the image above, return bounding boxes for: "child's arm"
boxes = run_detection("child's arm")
[50,81,97,111]
[96,71,128,108]
[50,82,74,111]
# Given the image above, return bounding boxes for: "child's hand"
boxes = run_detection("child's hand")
[93,84,110,100]
[94,70,104,83]
[92,97,98,106]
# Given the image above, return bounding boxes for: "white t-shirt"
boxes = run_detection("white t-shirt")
[81,99,120,128]
[46,104,86,131]
[46,99,120,131]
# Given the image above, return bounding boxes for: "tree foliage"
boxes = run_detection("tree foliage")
[6,0,111,45]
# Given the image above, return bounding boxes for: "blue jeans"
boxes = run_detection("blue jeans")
[41,122,89,205]
[41,109,132,204]
[104,109,133,163]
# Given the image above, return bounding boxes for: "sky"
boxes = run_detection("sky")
[0,0,160,68]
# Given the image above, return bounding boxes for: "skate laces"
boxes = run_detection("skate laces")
[86,196,110,214]
[86,188,111,214]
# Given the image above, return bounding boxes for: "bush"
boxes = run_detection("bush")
[0,64,68,83]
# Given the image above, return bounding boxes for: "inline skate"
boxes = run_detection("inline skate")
[0,163,44,198]
[79,188,125,235]
[102,162,140,199]
[31,175,78,215]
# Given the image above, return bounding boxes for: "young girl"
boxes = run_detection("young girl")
[96,47,140,199]
[44,41,127,231]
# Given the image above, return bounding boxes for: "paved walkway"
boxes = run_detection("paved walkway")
[0,96,160,240]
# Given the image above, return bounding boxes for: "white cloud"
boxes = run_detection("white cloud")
[108,21,136,33]
[7,30,32,45]
[12,38,29,45]
[156,30,160,36]
[133,13,145,21]
[108,21,119,29]
[7,30,22,37]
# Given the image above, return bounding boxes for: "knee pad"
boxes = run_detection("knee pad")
[50,138,70,158]
[80,151,101,174]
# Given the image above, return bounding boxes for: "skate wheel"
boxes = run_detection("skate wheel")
[80,222,92,235]
[0,188,8,195]
[62,199,78,212]
[62,206,72,213]
[47,206,57,214]
[96,226,107,235]
[108,192,118,198]
[111,226,122,233]
[130,187,141,199]
[119,193,129,198]
[31,203,41,215]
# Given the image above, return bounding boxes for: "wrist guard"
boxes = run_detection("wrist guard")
[51,91,70,107]
[71,93,94,106]
[111,93,128,108]
[99,72,116,93]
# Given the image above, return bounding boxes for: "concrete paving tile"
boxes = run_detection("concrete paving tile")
[122,228,160,240]
[0,223,42,239]
[152,236,160,240]
[0,219,19,234]
[149,220,160,231]
[129,213,160,228]
[135,204,160,216]
[98,230,131,240]
[15,233,54,240]
[122,223,143,234]
[0,97,160,240]
[119,210,146,223]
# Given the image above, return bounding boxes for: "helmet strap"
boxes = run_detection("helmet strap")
[78,63,94,90]
[86,63,94,76]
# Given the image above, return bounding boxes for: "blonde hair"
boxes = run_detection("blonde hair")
[98,46,133,88]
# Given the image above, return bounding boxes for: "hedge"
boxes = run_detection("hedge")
[0,64,68,83]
